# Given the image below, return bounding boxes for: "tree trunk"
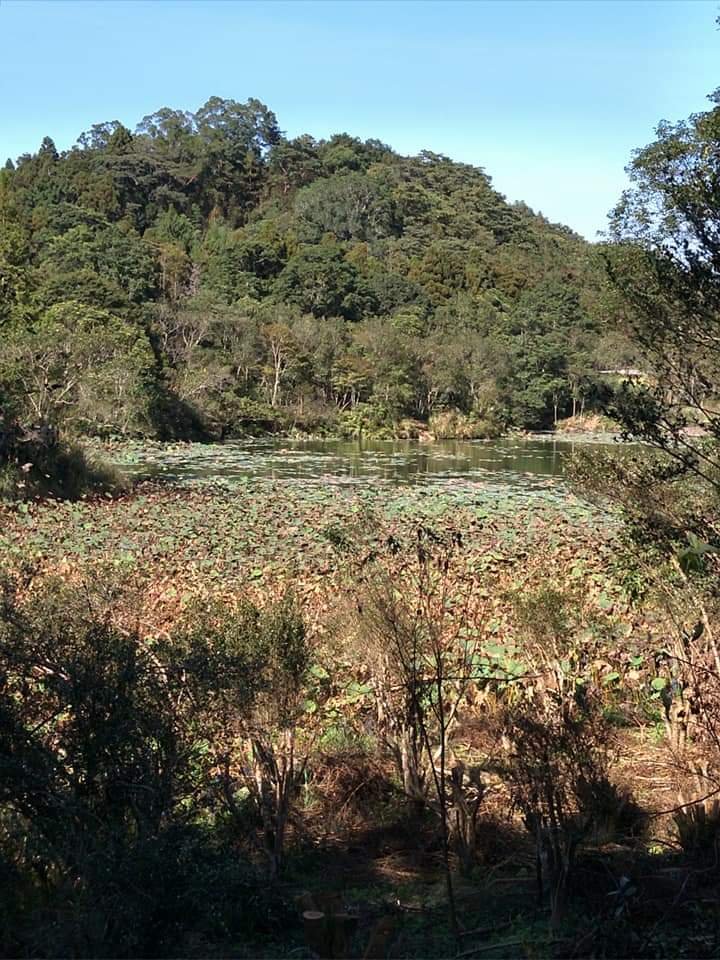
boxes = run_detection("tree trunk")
[271,355,282,408]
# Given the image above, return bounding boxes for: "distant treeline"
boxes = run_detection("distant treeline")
[0,97,636,441]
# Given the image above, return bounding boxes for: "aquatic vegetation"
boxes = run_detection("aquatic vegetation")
[0,445,697,959]
[90,434,622,489]
[0,472,611,593]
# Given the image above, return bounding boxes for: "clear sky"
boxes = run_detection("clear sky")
[0,0,717,239]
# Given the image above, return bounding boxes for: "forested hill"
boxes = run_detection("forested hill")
[0,96,631,441]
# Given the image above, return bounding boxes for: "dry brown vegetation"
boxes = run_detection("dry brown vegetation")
[2,480,719,957]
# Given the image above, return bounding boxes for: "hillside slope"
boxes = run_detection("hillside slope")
[0,97,632,439]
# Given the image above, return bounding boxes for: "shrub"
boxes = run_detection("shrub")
[223,396,289,437]
[499,686,614,928]
[170,592,313,879]
[673,761,720,859]
[497,583,628,927]
[429,408,502,440]
[288,401,340,436]
[0,572,309,954]
[336,402,393,439]
[0,420,124,500]
[349,524,479,935]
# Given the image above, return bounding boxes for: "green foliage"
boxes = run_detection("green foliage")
[294,170,399,242]
[597,87,720,544]
[273,241,374,320]
[1,301,155,437]
[575,86,720,574]
[0,97,617,457]
[0,571,307,955]
[428,408,502,439]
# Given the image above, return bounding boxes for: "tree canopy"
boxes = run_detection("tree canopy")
[0,96,624,440]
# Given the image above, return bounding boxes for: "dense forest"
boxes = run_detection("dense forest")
[0,97,633,449]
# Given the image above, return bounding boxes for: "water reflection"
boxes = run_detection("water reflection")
[120,434,624,489]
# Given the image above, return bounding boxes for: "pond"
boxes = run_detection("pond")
[110,434,624,492]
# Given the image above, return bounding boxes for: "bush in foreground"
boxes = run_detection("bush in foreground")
[0,571,309,956]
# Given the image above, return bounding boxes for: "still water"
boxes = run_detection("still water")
[117,434,623,489]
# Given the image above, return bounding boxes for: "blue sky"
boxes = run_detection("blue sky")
[1,0,717,239]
